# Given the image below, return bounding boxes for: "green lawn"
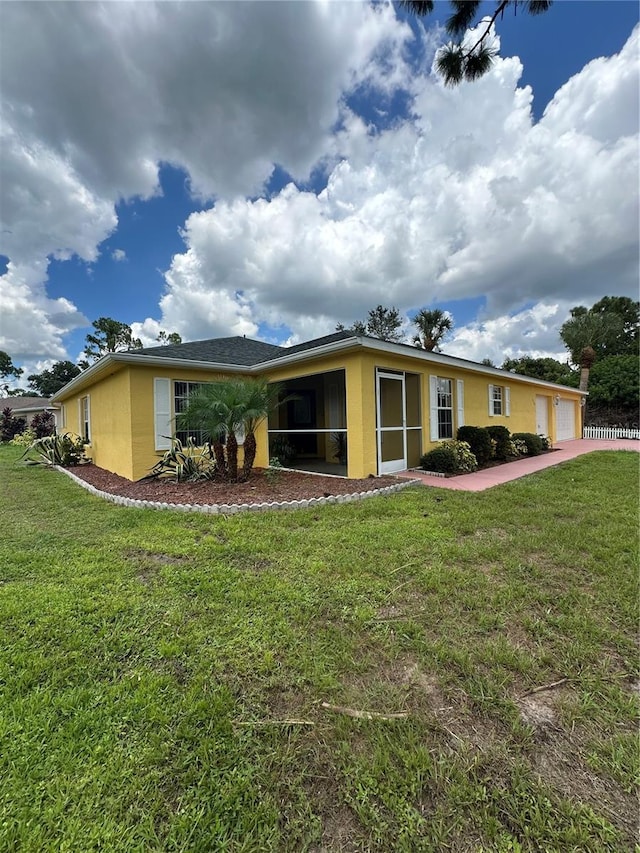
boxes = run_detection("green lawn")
[1,445,638,852]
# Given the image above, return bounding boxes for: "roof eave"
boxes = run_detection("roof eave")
[52,352,253,401]
[257,335,585,395]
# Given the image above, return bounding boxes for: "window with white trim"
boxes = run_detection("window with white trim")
[173,381,244,446]
[437,378,453,439]
[81,395,91,442]
[174,381,209,445]
[491,384,503,415]
[488,384,510,417]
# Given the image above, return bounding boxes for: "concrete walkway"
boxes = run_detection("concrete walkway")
[395,439,640,492]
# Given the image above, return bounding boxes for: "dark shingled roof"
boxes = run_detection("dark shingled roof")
[273,330,356,358]
[130,336,284,366]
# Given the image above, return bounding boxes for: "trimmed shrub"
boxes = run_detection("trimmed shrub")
[420,440,478,474]
[539,434,552,451]
[512,432,545,457]
[456,425,493,467]
[485,425,511,461]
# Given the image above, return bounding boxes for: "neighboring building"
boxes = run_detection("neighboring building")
[52,332,585,481]
[1,396,61,429]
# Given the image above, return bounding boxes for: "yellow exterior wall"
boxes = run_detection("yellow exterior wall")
[55,348,584,481]
[60,367,134,478]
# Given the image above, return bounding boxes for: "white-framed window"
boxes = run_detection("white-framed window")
[488,384,510,417]
[491,384,503,415]
[436,378,453,439]
[80,395,91,442]
[171,381,244,446]
[429,376,464,441]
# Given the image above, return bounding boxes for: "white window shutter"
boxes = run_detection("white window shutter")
[456,380,464,429]
[154,378,172,450]
[78,398,82,435]
[488,384,494,417]
[429,376,438,441]
[505,386,511,417]
[86,396,91,441]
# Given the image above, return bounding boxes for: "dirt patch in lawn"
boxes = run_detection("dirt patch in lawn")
[66,463,396,506]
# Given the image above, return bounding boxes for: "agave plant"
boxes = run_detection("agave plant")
[21,433,87,467]
[142,437,216,482]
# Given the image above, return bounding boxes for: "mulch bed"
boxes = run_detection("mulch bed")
[67,463,394,506]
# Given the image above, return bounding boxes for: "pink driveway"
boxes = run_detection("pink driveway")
[396,439,640,492]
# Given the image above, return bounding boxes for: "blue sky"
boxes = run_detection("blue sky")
[0,1,638,383]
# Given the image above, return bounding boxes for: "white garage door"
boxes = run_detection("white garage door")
[556,400,576,441]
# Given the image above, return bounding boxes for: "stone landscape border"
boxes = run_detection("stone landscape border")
[56,466,422,515]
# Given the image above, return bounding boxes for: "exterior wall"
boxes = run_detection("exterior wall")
[60,368,134,479]
[55,347,584,482]
[309,350,584,477]
[128,365,249,481]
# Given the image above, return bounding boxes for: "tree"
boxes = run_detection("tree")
[0,351,23,382]
[81,318,142,366]
[156,331,183,346]
[587,296,639,357]
[399,1,553,86]
[501,356,577,386]
[412,308,453,351]
[582,354,640,427]
[175,378,283,483]
[0,407,26,442]
[560,297,639,393]
[337,305,404,342]
[28,361,81,397]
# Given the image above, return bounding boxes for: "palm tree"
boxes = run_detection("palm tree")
[175,378,283,483]
[412,309,453,352]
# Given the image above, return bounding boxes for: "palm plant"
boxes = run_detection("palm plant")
[175,378,283,483]
[412,309,453,351]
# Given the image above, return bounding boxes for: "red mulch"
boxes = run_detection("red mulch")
[67,463,393,506]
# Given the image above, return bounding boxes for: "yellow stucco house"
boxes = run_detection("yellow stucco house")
[52,331,585,481]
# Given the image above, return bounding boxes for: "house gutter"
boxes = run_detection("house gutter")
[257,336,587,396]
[52,336,586,402]
[52,352,252,402]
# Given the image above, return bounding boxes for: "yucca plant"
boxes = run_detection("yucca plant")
[21,433,87,467]
[142,437,216,482]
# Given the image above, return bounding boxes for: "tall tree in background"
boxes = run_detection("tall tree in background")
[81,318,142,367]
[560,297,639,393]
[337,305,404,343]
[156,331,183,346]
[28,361,81,397]
[501,356,576,387]
[412,309,453,352]
[400,0,553,86]
[0,351,22,381]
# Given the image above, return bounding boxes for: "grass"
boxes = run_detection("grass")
[0,444,638,852]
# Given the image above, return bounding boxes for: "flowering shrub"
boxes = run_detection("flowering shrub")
[420,440,478,474]
[10,428,37,447]
[511,438,529,457]
[512,432,545,456]
[539,434,552,451]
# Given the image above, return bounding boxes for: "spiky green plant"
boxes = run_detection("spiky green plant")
[21,433,87,467]
[142,437,216,482]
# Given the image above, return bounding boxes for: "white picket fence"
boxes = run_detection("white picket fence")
[583,426,640,440]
